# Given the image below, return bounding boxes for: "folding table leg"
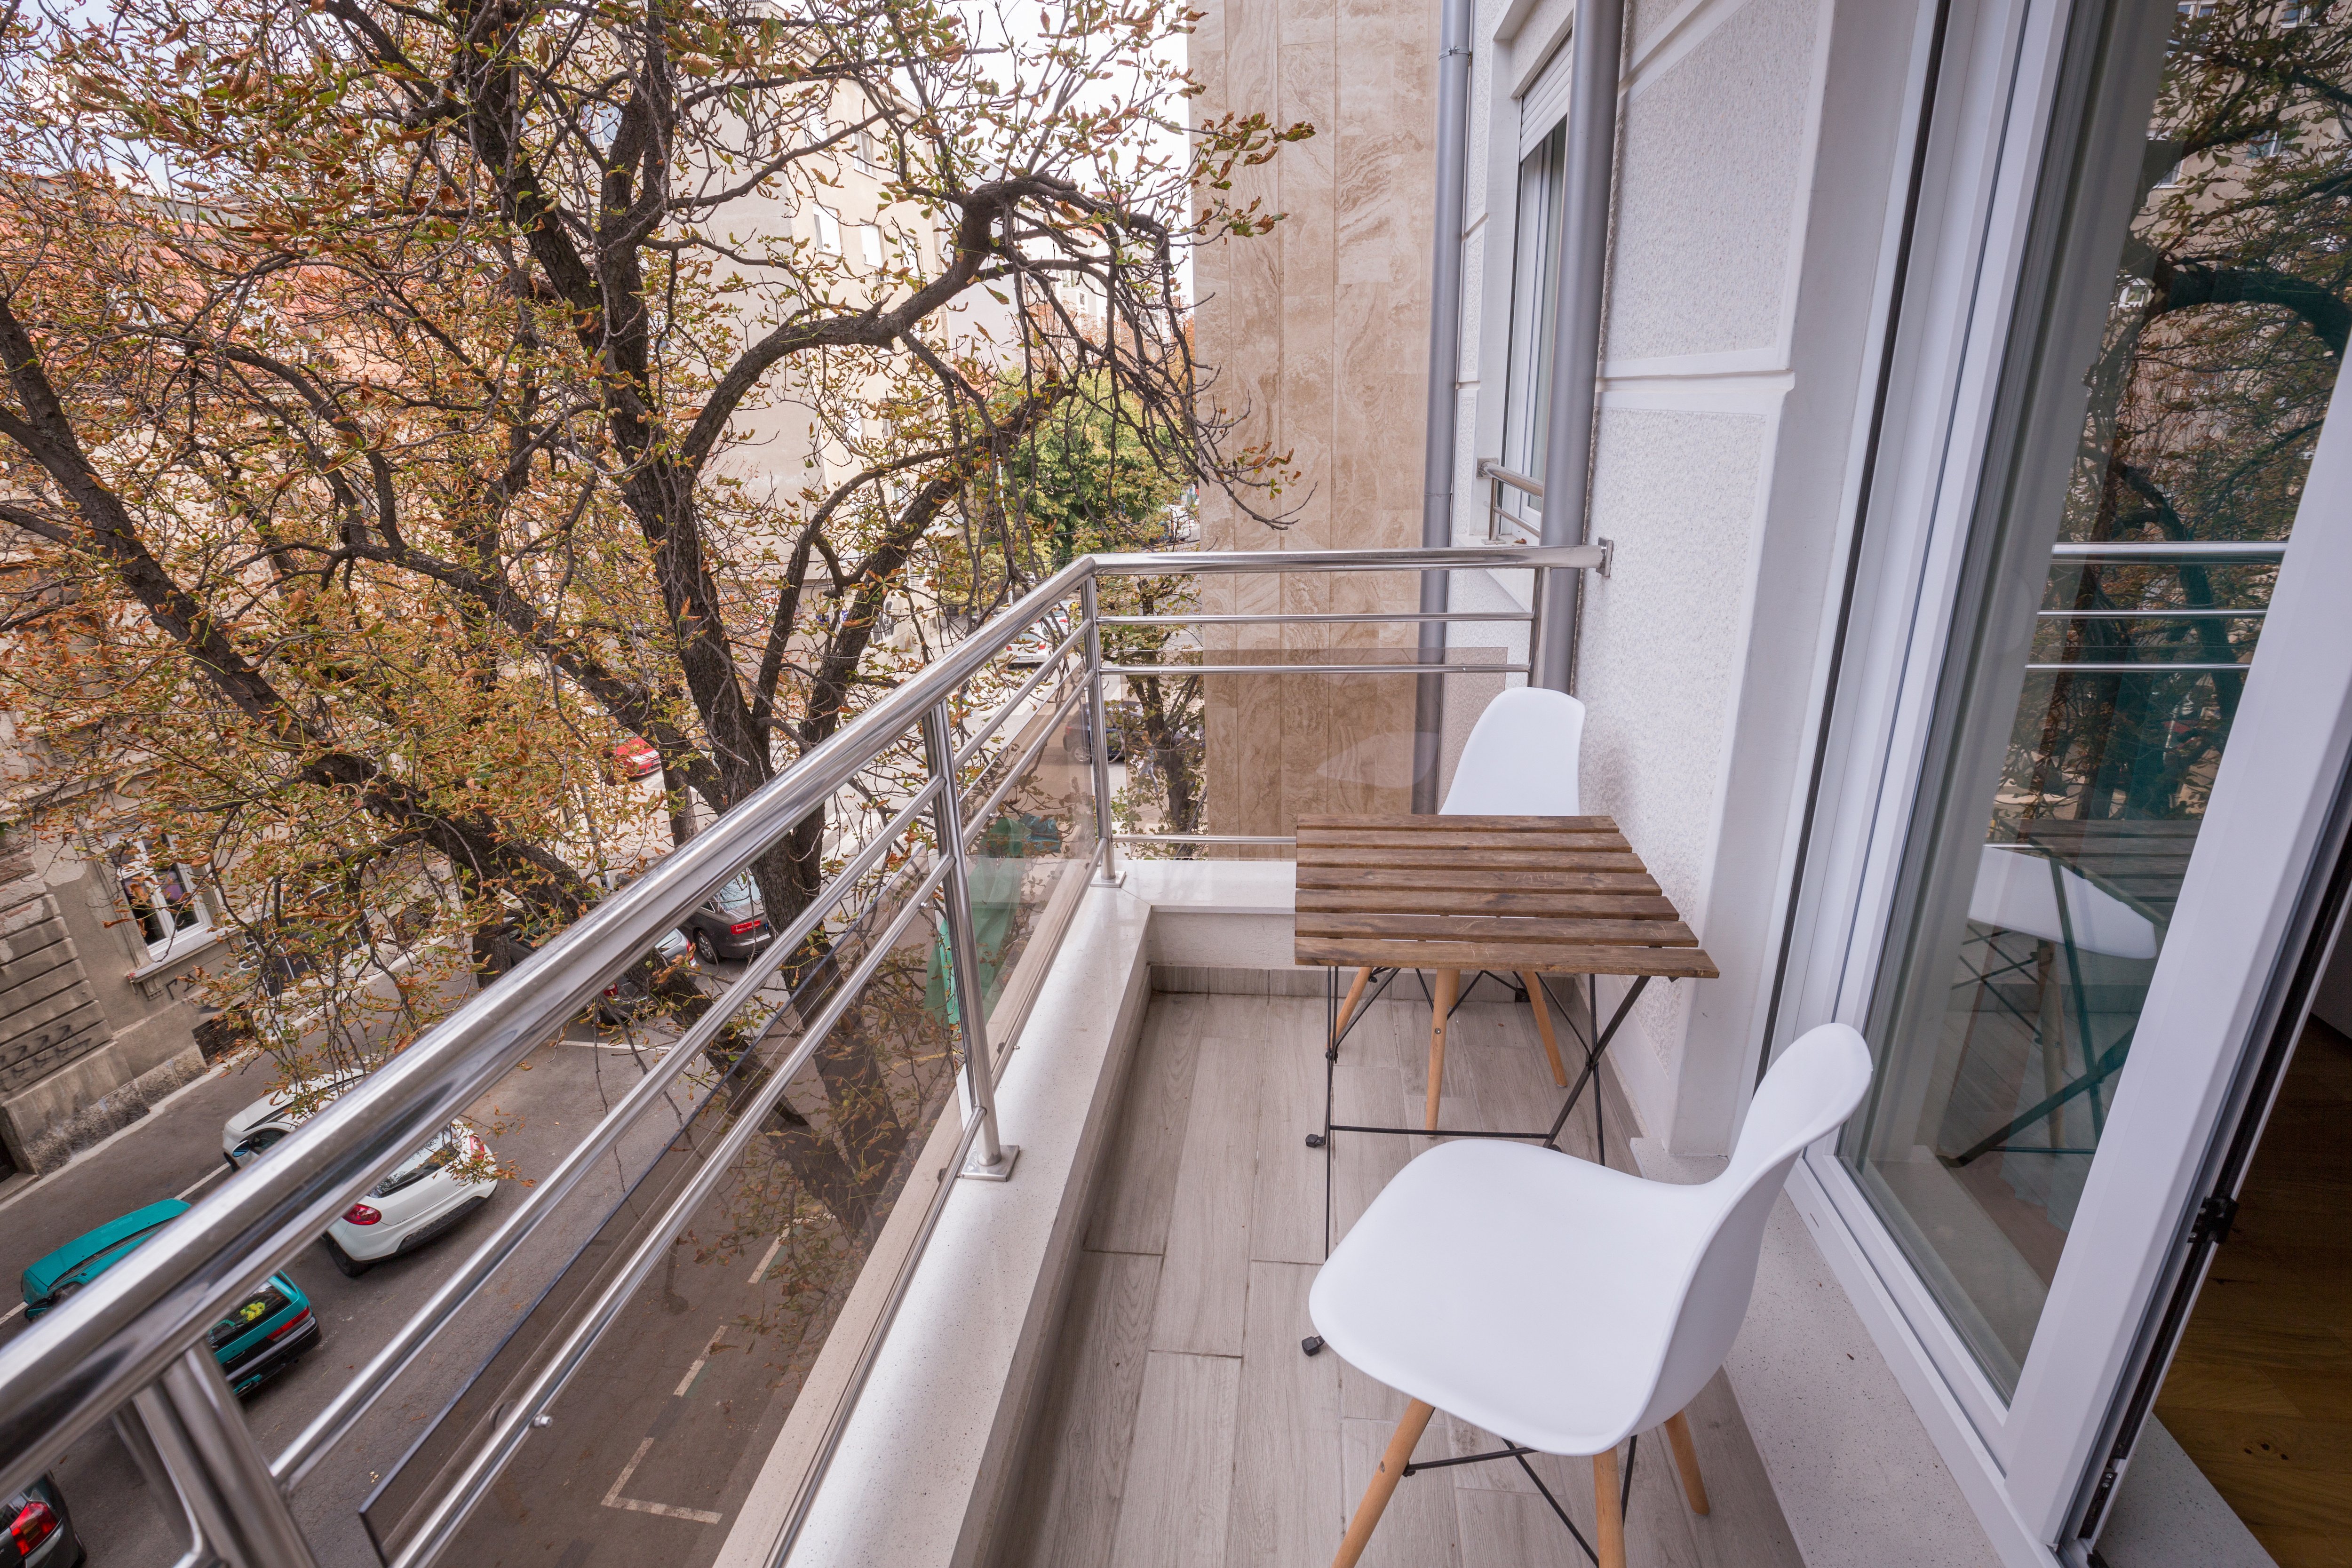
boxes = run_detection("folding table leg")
[1426,969,1459,1131]
[1520,971,1570,1087]
[1334,965,1374,1049]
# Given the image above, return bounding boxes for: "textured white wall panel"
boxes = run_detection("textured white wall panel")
[1607,0,1819,363]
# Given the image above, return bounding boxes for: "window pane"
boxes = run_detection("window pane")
[1498,120,1566,538]
[1843,1,2344,1396]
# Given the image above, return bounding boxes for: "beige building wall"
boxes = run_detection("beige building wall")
[1191,0,1441,838]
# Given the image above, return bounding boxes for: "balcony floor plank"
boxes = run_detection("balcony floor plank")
[994,987,1805,1568]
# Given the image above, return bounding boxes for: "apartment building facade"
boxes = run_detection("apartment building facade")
[1193,0,2351,1563]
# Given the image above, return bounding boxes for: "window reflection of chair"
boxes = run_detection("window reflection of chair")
[1947,844,2157,1167]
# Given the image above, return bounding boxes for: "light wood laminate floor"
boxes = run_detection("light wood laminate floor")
[2155,1019,2352,1568]
[994,981,1807,1568]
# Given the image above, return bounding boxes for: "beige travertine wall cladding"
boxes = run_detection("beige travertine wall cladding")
[1192,0,1439,837]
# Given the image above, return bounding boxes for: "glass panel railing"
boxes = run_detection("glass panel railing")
[0,547,1587,1568]
[1101,568,1534,853]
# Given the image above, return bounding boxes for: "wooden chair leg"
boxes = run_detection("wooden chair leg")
[1332,1399,1435,1568]
[1663,1408,1711,1515]
[1519,971,1569,1087]
[1425,970,1459,1131]
[1333,966,1374,1048]
[1593,1446,1626,1568]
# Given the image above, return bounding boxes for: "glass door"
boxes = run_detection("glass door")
[1834,0,2351,1417]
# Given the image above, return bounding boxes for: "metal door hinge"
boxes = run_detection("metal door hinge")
[2188,1193,2239,1246]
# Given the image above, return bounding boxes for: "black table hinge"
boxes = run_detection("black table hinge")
[2188,1193,2239,1246]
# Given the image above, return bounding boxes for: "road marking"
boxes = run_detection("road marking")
[1,1301,24,1324]
[176,1163,232,1202]
[600,1438,723,1524]
[673,1325,729,1398]
[747,1230,787,1285]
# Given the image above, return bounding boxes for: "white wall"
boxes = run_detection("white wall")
[1446,0,1929,1151]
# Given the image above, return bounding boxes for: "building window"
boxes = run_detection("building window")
[1497,120,1567,540]
[860,224,883,269]
[111,840,212,962]
[811,205,842,256]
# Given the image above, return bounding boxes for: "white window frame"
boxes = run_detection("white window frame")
[811,205,842,256]
[1765,0,2352,1557]
[109,835,215,965]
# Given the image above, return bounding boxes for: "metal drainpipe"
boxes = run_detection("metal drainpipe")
[1411,0,1477,813]
[1531,0,1626,693]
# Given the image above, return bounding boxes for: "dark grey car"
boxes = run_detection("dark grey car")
[680,874,773,963]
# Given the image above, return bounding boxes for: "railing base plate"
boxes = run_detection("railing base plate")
[959,1144,1022,1183]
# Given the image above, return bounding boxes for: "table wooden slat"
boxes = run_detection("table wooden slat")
[1297,936,1721,979]
[1292,812,1715,979]
[1299,866,1661,895]
[1295,887,1681,919]
[1297,912,1700,947]
[1303,847,1648,872]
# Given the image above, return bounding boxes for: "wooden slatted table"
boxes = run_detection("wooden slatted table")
[1293,814,1717,1193]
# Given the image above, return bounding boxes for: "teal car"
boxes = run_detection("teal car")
[20,1200,321,1396]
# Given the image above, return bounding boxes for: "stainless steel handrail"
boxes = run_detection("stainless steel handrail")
[2048,541,2287,563]
[0,542,1597,1552]
[0,549,1094,1500]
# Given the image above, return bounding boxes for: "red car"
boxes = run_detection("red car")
[612,738,661,779]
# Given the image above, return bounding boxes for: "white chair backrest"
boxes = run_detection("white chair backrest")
[1440,688,1587,816]
[1967,844,2157,960]
[1636,1024,1874,1431]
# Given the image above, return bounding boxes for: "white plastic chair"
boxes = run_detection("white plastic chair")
[1968,844,2156,960]
[1308,1022,1874,1568]
[1330,688,1591,1113]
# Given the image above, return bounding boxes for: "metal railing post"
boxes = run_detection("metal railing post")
[921,701,1017,1181]
[1080,577,1122,885]
[133,1348,318,1568]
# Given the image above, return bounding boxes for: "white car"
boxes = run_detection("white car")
[320,1123,496,1276]
[223,1082,498,1277]
[221,1074,365,1168]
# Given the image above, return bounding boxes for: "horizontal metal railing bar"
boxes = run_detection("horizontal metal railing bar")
[953,616,1085,772]
[270,773,949,1489]
[1478,459,1544,499]
[0,552,1096,1502]
[1101,662,1532,677]
[0,541,1595,1509]
[1088,544,1603,574]
[2026,662,2250,673]
[1097,611,1530,626]
[2038,607,2264,618]
[2049,541,2287,563]
[1112,834,1299,845]
[387,852,960,1568]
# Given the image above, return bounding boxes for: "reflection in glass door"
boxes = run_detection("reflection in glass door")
[1844,0,2349,1398]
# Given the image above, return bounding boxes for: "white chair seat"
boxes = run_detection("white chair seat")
[1309,1140,1699,1455]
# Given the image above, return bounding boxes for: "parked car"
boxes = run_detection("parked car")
[612,736,661,779]
[222,1081,500,1277]
[1065,700,1138,764]
[2,1473,82,1568]
[221,1071,366,1170]
[21,1202,319,1396]
[321,1123,498,1277]
[595,925,696,1023]
[1005,612,1073,668]
[681,874,772,963]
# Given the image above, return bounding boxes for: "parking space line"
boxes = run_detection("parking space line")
[747,1231,787,1285]
[176,1163,232,1202]
[600,1438,723,1525]
[674,1325,728,1398]
[1,1301,24,1325]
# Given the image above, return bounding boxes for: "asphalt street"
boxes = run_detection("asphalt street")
[0,1010,723,1568]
